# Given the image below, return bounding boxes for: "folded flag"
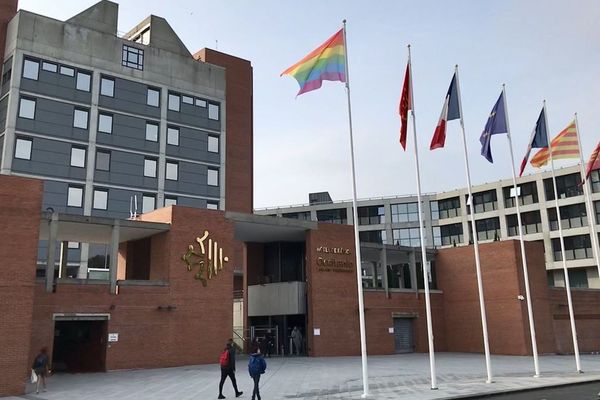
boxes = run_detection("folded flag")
[519,107,549,176]
[281,29,346,96]
[479,91,508,163]
[430,73,460,150]
[399,62,412,150]
[584,141,600,182]
[530,120,579,168]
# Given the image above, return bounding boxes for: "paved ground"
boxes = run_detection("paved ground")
[482,381,600,399]
[6,353,600,400]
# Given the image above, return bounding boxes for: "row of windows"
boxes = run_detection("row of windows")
[23,57,91,91]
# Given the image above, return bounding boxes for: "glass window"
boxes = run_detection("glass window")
[552,234,592,261]
[98,113,113,134]
[432,226,442,246]
[358,205,386,225]
[590,170,600,193]
[547,203,588,231]
[147,87,159,107]
[387,263,412,289]
[440,223,463,246]
[166,161,178,180]
[361,261,384,289]
[568,269,589,288]
[208,103,219,120]
[167,127,179,146]
[544,173,583,201]
[208,136,219,153]
[67,241,80,249]
[207,201,218,210]
[391,202,418,223]
[41,62,57,72]
[595,200,600,225]
[96,150,110,171]
[122,45,144,70]
[468,189,498,214]
[73,108,89,129]
[164,197,177,207]
[195,98,207,107]
[359,230,387,244]
[76,71,91,91]
[15,137,32,160]
[182,95,193,104]
[506,211,542,236]
[282,211,311,220]
[88,243,110,270]
[93,189,108,210]
[437,196,461,219]
[145,122,159,142]
[23,58,39,80]
[168,93,180,111]
[67,186,83,207]
[144,158,157,178]
[19,97,36,119]
[503,181,538,208]
[59,66,75,76]
[70,147,86,168]
[142,194,155,213]
[475,217,501,241]
[100,77,114,97]
[392,228,420,247]
[316,208,347,224]
[207,168,219,186]
[430,201,439,220]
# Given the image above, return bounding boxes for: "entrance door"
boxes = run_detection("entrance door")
[393,317,414,353]
[52,320,107,372]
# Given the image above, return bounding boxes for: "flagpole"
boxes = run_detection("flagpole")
[574,114,600,279]
[503,84,540,377]
[342,20,369,398]
[454,65,493,384]
[407,44,437,390]
[544,101,582,373]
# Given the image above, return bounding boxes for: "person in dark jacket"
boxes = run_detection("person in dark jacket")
[248,347,267,400]
[32,347,49,394]
[218,339,243,399]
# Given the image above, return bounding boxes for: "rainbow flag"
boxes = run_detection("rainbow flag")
[530,120,580,167]
[281,29,346,96]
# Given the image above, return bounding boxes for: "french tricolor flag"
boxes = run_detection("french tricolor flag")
[430,72,461,150]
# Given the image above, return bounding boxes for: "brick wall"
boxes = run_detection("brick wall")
[550,288,600,354]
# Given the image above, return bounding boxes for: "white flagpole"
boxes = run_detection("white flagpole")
[342,20,369,398]
[455,65,493,384]
[503,85,540,377]
[407,45,437,390]
[543,101,582,373]
[574,114,600,279]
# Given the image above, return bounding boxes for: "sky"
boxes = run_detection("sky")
[19,0,600,209]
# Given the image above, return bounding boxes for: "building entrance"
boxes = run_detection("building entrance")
[52,319,107,373]
[393,317,414,353]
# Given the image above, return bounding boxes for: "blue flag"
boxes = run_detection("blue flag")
[519,107,549,176]
[447,73,460,121]
[480,91,508,163]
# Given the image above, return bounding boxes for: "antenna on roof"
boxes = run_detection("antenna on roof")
[215,39,218,50]
[129,195,138,219]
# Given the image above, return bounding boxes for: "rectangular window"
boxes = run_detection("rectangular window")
[195,98,207,107]
[147,87,160,107]
[547,203,588,230]
[282,211,311,221]
[392,228,421,247]
[208,136,219,153]
[595,200,600,225]
[15,137,32,160]
[503,181,538,208]
[359,230,388,244]
[432,226,442,246]
[166,161,178,181]
[358,205,386,225]
[438,196,461,219]
[59,66,75,76]
[142,194,156,213]
[145,122,159,142]
[506,211,542,236]
[468,189,498,214]
[168,93,180,111]
[591,170,600,193]
[552,234,592,261]
[70,147,86,168]
[100,77,115,97]
[122,45,144,70]
[391,202,418,223]
[73,108,89,129]
[93,189,108,210]
[440,223,464,246]
[144,158,157,178]
[23,58,39,80]
[430,201,439,220]
[568,269,589,288]
[167,126,179,146]
[41,62,57,73]
[208,103,219,120]
[96,150,110,171]
[182,95,194,104]
[164,197,177,207]
[316,208,347,224]
[76,71,91,91]
[98,113,113,134]
[67,241,80,249]
[67,186,83,207]
[475,217,501,241]
[207,168,219,186]
[19,97,36,119]
[207,201,219,210]
[544,173,583,201]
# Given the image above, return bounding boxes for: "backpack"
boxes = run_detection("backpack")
[219,349,230,367]
[248,355,266,376]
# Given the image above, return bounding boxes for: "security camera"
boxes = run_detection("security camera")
[517,295,525,301]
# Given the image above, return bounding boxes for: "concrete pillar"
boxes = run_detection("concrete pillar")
[409,250,418,297]
[381,246,389,297]
[45,213,59,293]
[109,220,120,294]
[58,241,68,278]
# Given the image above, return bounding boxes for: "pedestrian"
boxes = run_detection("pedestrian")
[264,330,274,358]
[218,339,243,399]
[291,326,302,356]
[248,346,267,400]
[31,347,49,394]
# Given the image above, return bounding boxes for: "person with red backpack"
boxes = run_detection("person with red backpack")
[218,339,243,399]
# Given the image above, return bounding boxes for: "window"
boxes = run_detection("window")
[207,168,219,186]
[391,202,418,223]
[70,147,86,168]
[166,161,178,180]
[73,108,89,129]
[548,203,588,230]
[145,122,159,142]
[440,223,463,246]
[76,71,91,91]
[67,186,83,207]
[506,211,542,236]
[100,77,114,97]
[430,201,439,220]
[568,269,589,288]
[503,181,538,208]
[552,234,592,261]
[195,98,207,107]
[432,226,442,246]
[168,93,180,111]
[167,127,179,146]
[164,197,177,207]
[93,189,108,210]
[41,62,57,72]
[208,136,219,153]
[361,260,383,289]
[207,201,219,210]
[438,197,461,219]
[23,58,39,80]
[142,194,155,213]
[282,211,311,220]
[96,150,110,171]
[144,158,157,178]
[595,201,600,225]
[1,57,12,85]
[122,45,144,70]
[393,228,420,247]
[468,189,498,214]
[132,27,150,45]
[359,230,387,244]
[387,263,412,289]
[59,66,75,76]
[19,97,36,119]
[67,241,80,249]
[182,95,193,104]
[591,170,600,193]
[208,103,219,120]
[88,243,110,270]
[147,87,159,107]
[15,137,32,160]
[98,113,113,134]
[475,217,501,241]
[358,205,385,225]
[544,173,583,200]
[316,208,347,224]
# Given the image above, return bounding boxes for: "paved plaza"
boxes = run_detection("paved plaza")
[7,353,600,400]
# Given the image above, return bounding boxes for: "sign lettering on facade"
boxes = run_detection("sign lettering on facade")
[182,230,229,286]
[315,245,353,273]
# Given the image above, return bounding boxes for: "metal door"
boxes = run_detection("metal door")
[393,317,414,353]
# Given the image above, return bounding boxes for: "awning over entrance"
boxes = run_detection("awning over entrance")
[225,211,316,243]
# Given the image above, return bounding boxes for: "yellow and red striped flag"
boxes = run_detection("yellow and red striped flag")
[530,120,579,167]
[584,140,600,181]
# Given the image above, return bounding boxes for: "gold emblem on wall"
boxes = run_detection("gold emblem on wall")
[182,230,229,286]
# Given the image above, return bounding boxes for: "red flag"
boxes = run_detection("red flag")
[430,98,449,150]
[399,62,411,150]
[519,147,532,177]
[584,141,600,181]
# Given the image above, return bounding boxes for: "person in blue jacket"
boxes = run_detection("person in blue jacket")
[248,346,267,400]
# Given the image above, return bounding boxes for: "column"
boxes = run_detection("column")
[109,220,120,294]
[45,213,59,293]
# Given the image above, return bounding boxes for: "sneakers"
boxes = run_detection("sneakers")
[235,391,243,397]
